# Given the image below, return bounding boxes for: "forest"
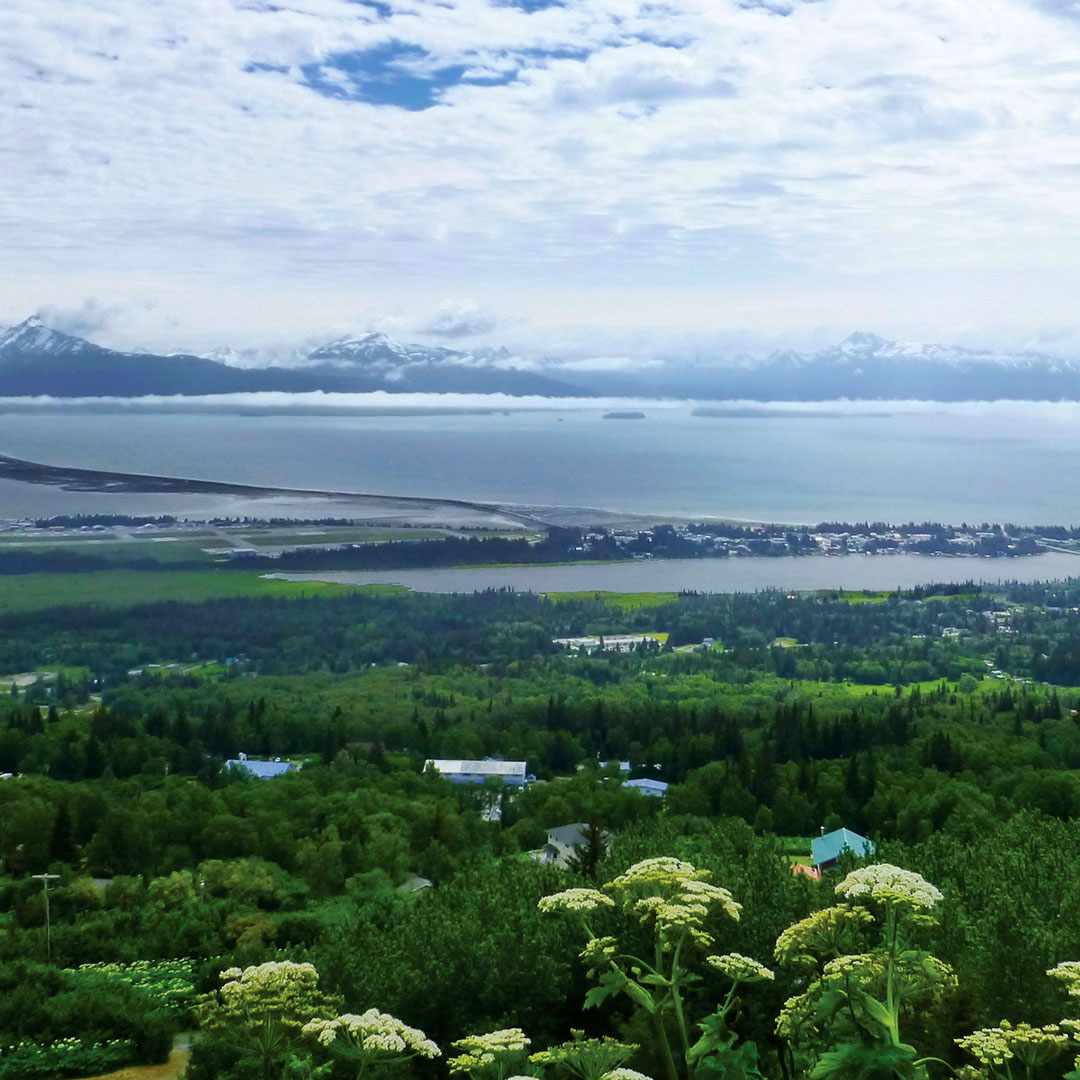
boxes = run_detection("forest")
[5,581,1080,1079]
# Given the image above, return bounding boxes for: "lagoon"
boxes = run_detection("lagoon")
[267,551,1080,595]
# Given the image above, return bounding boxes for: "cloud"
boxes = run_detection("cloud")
[4,0,1080,350]
[420,299,502,338]
[36,298,128,338]
[0,390,688,414]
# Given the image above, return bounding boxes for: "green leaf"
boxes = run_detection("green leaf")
[638,973,671,988]
[856,991,895,1030]
[811,1039,918,1080]
[696,1040,764,1080]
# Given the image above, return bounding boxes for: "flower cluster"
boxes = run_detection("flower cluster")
[0,1037,135,1077]
[602,858,741,950]
[302,1009,440,1058]
[776,991,820,1045]
[821,953,885,981]
[529,1033,637,1080]
[579,935,618,972]
[956,1028,1015,1066]
[706,953,775,983]
[538,889,615,914]
[450,1028,532,1074]
[773,905,873,969]
[835,864,943,910]
[602,1070,655,1080]
[1049,961,1080,997]
[958,1020,1070,1069]
[77,959,196,1018]
[205,960,330,1033]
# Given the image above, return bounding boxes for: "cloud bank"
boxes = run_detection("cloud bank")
[4,0,1080,349]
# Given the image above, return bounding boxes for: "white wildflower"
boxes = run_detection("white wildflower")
[303,1009,440,1059]
[835,864,943,909]
[707,953,775,983]
[539,888,615,913]
[1048,961,1080,997]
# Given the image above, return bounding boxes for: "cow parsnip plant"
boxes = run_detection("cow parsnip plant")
[774,864,955,1080]
[539,858,772,1080]
[955,962,1080,1080]
[302,1008,440,1078]
[529,1031,638,1080]
[449,1028,534,1080]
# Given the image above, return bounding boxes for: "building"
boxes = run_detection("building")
[552,635,661,654]
[624,777,669,797]
[811,827,874,870]
[532,822,611,867]
[226,753,294,779]
[424,758,529,787]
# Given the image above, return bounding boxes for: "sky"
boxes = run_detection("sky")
[4,0,1080,358]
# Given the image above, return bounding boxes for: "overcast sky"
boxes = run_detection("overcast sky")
[4,0,1080,356]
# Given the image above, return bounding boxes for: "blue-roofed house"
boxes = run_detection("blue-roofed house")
[624,777,669,797]
[811,827,874,870]
[226,754,295,779]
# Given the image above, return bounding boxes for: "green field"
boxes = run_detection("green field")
[543,590,678,611]
[0,571,409,613]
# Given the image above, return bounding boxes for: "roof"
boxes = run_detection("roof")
[624,777,669,795]
[226,758,294,779]
[812,827,874,866]
[547,822,589,849]
[425,758,527,778]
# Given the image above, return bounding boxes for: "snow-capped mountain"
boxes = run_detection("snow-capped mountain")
[9,313,1080,400]
[0,314,96,358]
[0,316,585,398]
[297,331,577,394]
[557,331,1080,401]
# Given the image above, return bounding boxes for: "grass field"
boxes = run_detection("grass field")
[543,591,678,611]
[0,571,408,613]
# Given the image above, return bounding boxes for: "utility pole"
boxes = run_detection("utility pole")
[31,873,60,962]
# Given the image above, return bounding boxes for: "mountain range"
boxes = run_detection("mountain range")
[4,316,1080,400]
[558,332,1080,401]
[0,317,584,398]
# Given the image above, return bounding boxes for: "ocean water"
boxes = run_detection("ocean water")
[1,401,1080,525]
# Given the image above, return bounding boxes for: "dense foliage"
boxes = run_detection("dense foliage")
[5,581,1080,1077]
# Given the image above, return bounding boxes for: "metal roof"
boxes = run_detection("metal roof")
[547,822,589,849]
[811,827,874,866]
[624,777,669,795]
[425,759,527,778]
[226,758,294,779]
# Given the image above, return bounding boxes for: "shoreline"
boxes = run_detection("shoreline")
[0,452,798,532]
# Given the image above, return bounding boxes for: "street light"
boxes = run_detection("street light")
[31,873,60,962]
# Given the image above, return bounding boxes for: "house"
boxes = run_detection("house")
[226,752,294,779]
[532,822,611,867]
[624,777,669,797]
[424,758,529,787]
[398,874,433,894]
[811,827,874,870]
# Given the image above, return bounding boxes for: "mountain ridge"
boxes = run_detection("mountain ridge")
[6,316,1080,400]
[0,317,586,398]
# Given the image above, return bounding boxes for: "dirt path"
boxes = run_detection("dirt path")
[78,1049,189,1080]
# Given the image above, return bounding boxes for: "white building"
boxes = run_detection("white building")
[424,758,529,787]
